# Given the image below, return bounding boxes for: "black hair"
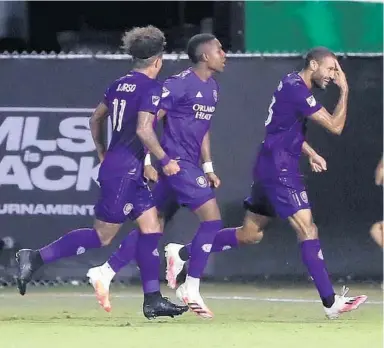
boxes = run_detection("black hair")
[187,33,216,64]
[121,25,166,68]
[304,46,336,68]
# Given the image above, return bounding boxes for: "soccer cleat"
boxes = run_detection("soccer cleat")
[176,282,214,319]
[87,266,112,312]
[165,243,186,289]
[143,294,189,320]
[15,249,43,296]
[324,286,368,320]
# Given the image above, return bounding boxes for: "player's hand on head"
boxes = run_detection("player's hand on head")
[333,59,348,91]
[309,154,327,173]
[162,160,180,176]
[206,173,221,188]
[144,165,159,182]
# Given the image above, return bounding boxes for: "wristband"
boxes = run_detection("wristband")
[202,162,214,174]
[144,153,151,166]
[160,155,171,167]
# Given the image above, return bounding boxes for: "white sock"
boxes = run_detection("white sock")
[185,275,200,293]
[99,262,116,283]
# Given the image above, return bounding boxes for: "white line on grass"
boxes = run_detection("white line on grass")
[1,292,381,305]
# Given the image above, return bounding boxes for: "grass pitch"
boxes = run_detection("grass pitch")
[0,283,382,348]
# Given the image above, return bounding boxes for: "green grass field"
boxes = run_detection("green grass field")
[0,283,382,348]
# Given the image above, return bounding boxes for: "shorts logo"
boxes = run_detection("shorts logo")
[318,250,324,260]
[152,248,159,257]
[152,95,160,106]
[300,191,308,203]
[213,90,218,102]
[306,95,316,107]
[196,176,208,188]
[123,203,133,215]
[202,244,212,253]
[222,245,232,251]
[76,247,85,255]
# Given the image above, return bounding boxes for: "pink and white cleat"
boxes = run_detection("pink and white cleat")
[324,286,368,319]
[86,265,113,312]
[165,243,186,289]
[176,280,214,319]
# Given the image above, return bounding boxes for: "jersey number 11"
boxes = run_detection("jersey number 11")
[112,98,127,132]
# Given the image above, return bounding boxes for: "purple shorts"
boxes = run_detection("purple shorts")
[94,176,155,224]
[244,176,311,219]
[157,160,215,211]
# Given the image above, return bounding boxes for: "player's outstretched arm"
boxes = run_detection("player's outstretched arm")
[89,102,109,163]
[309,60,349,135]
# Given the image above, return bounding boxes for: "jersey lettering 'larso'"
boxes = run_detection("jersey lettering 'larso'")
[99,71,161,181]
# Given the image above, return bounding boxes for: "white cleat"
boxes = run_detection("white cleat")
[165,243,186,289]
[176,282,214,319]
[86,266,112,312]
[324,286,368,320]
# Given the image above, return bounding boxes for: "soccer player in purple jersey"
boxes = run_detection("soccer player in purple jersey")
[167,47,368,319]
[15,26,188,320]
[87,33,226,318]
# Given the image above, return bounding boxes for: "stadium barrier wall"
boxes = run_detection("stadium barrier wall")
[0,55,382,282]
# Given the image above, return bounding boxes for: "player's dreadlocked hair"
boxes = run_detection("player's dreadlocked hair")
[304,47,336,68]
[187,33,216,64]
[121,25,166,68]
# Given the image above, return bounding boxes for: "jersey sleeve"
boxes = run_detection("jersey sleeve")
[293,83,323,117]
[138,83,162,114]
[159,78,185,111]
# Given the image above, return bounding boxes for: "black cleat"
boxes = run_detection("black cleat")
[15,249,43,296]
[143,293,189,320]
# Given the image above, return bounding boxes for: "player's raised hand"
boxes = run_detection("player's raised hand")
[333,59,348,91]
[206,172,221,188]
[144,165,159,182]
[309,154,327,173]
[163,159,180,176]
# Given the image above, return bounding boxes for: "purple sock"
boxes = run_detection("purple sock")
[107,229,139,273]
[188,220,222,278]
[135,232,162,294]
[180,227,238,261]
[300,239,335,307]
[39,228,101,264]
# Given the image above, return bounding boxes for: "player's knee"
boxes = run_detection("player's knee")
[237,226,264,244]
[96,231,115,246]
[300,222,318,241]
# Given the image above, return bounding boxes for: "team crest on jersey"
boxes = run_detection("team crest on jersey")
[213,90,218,102]
[152,95,160,106]
[123,203,133,215]
[162,87,170,98]
[306,95,316,107]
[196,176,208,188]
[300,191,308,203]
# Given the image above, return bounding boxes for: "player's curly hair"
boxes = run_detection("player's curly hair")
[187,33,216,64]
[304,47,336,68]
[121,25,166,68]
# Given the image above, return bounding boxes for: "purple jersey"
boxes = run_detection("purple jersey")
[99,71,161,181]
[159,68,219,165]
[255,72,322,178]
